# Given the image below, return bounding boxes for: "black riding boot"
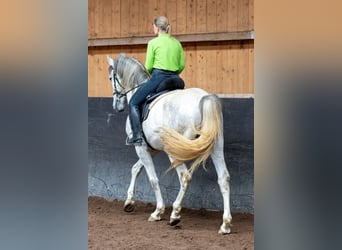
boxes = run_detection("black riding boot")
[126,105,143,146]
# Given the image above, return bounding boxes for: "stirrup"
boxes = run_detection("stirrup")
[126,136,143,146]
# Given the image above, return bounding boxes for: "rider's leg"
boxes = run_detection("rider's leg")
[126,70,166,146]
[126,104,143,146]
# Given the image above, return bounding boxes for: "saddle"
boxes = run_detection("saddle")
[141,76,185,122]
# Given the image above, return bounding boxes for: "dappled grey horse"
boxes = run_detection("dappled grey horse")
[106,53,232,234]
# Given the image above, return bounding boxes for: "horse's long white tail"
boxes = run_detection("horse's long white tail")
[160,94,223,173]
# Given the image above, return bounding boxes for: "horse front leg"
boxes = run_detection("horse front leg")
[124,160,144,212]
[211,137,232,234]
[135,147,165,221]
[168,158,192,226]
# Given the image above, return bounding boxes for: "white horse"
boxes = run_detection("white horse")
[106,53,232,234]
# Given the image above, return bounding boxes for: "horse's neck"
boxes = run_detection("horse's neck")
[119,56,149,101]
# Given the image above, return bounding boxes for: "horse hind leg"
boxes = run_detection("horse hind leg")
[124,160,144,213]
[211,136,232,234]
[169,160,192,226]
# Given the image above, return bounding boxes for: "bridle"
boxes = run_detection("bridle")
[110,69,146,98]
[110,73,126,98]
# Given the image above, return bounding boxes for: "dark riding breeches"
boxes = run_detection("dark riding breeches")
[129,69,178,108]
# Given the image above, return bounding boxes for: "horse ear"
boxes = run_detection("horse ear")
[106,55,114,66]
[119,52,126,58]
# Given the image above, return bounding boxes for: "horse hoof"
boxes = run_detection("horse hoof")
[124,203,135,213]
[170,218,181,226]
[218,226,231,235]
[148,215,161,222]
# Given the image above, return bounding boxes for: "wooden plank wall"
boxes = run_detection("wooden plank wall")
[88,0,254,97]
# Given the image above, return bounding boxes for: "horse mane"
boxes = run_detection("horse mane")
[116,54,150,89]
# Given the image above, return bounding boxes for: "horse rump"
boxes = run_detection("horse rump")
[160,94,223,173]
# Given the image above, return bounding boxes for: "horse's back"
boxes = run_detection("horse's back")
[149,88,208,122]
[158,88,208,107]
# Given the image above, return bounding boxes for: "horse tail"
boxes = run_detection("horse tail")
[160,94,223,173]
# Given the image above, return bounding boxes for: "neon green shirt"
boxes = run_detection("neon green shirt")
[145,33,185,74]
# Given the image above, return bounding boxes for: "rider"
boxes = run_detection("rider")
[126,16,185,146]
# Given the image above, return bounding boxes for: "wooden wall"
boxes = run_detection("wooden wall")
[88,0,254,97]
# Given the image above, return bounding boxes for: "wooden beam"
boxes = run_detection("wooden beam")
[88,31,254,47]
